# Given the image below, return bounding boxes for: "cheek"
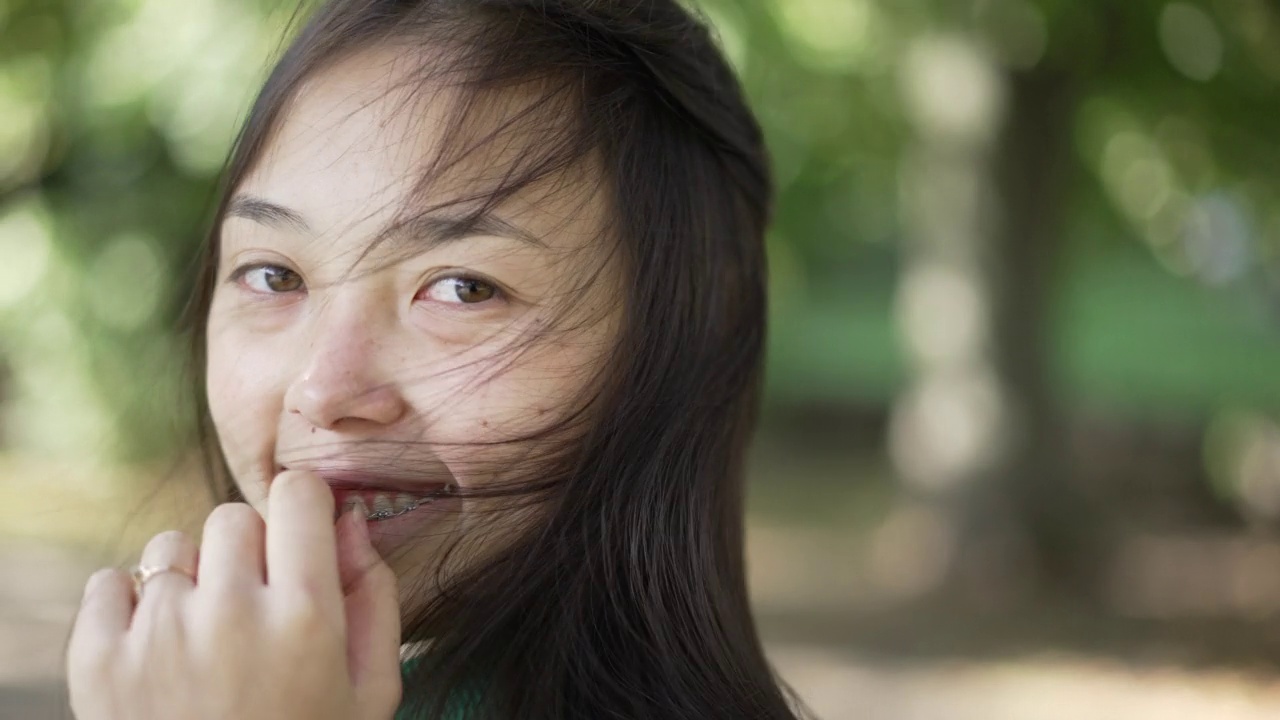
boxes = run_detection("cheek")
[407,334,609,447]
[204,322,285,474]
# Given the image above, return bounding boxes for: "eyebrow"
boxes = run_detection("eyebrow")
[225,194,546,249]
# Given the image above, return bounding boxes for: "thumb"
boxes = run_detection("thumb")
[335,501,403,710]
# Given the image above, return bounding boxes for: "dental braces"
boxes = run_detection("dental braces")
[360,484,457,521]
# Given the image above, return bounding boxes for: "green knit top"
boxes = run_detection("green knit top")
[393,658,478,720]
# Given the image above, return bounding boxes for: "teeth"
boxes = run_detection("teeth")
[337,485,457,522]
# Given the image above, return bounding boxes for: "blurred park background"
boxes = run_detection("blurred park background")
[3,0,1280,717]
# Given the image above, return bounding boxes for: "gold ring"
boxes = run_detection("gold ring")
[129,564,195,600]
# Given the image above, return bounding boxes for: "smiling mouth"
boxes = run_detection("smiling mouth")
[275,465,458,522]
[333,484,457,522]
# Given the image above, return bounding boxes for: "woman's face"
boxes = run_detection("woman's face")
[204,48,616,586]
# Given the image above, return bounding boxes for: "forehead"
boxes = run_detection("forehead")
[234,46,606,249]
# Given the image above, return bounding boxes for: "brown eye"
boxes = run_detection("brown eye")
[453,278,495,303]
[423,276,500,305]
[240,265,304,293]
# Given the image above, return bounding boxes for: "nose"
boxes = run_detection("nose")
[283,308,407,431]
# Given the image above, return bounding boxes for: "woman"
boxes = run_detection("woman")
[67,1,802,718]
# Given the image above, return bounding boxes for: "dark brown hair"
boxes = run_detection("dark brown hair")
[185,1,801,717]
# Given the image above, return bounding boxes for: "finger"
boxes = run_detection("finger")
[67,569,133,707]
[136,530,199,604]
[70,568,133,644]
[335,503,402,707]
[199,502,267,591]
[266,470,340,608]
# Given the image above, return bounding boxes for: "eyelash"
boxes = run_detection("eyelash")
[225,263,507,307]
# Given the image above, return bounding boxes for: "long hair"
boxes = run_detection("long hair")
[183,1,801,717]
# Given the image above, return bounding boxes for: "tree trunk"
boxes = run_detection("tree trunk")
[881,36,1086,606]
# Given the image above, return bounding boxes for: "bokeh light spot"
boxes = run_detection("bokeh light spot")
[897,263,988,365]
[902,35,1004,144]
[0,199,54,309]
[0,56,53,188]
[1159,2,1225,82]
[87,233,164,331]
[1102,131,1178,222]
[774,0,882,73]
[1181,191,1253,286]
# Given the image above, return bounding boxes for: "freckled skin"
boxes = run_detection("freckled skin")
[205,46,620,611]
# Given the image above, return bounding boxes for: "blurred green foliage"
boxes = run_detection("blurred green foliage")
[0,0,1278,462]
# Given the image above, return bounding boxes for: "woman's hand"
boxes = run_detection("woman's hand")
[66,470,403,720]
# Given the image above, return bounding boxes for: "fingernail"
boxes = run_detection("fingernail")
[349,497,370,544]
[337,495,358,519]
